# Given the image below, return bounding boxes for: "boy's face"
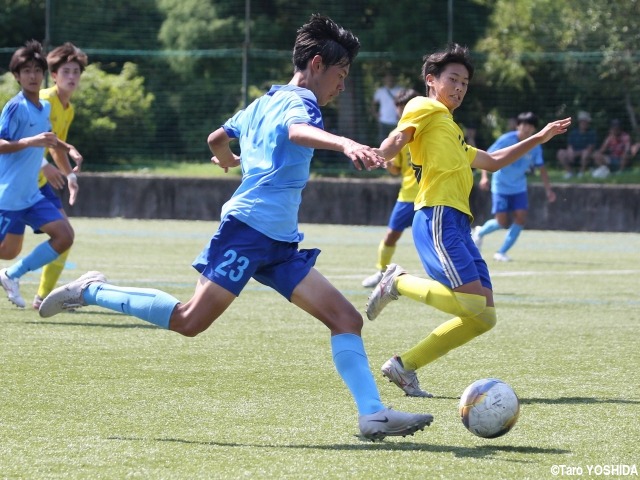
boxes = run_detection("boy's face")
[51,61,83,93]
[14,61,45,97]
[426,63,469,112]
[308,55,349,106]
[517,122,536,139]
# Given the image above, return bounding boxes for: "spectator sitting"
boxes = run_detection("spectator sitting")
[592,119,631,178]
[556,111,597,178]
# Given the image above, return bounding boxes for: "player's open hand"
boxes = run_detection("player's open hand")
[537,118,572,143]
[67,173,79,206]
[42,162,65,190]
[69,146,83,172]
[343,140,385,171]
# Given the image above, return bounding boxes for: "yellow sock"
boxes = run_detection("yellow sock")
[37,249,70,298]
[375,241,396,271]
[396,274,486,317]
[400,307,497,370]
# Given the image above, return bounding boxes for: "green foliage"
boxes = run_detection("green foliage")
[0,0,45,47]
[0,72,19,107]
[71,63,155,163]
[50,0,164,50]
[3,1,640,170]
[477,0,640,135]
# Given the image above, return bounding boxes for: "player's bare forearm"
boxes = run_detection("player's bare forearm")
[0,132,59,154]
[49,148,74,175]
[289,123,384,170]
[473,118,571,172]
[377,129,412,161]
[208,128,240,172]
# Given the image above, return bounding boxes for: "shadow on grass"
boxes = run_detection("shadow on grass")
[28,318,158,329]
[107,435,570,457]
[521,396,640,405]
[435,395,639,405]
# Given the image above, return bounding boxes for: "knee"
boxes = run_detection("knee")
[331,308,364,336]
[51,228,75,253]
[172,320,206,337]
[474,306,497,333]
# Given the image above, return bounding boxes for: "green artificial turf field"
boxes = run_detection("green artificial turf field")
[1,218,638,479]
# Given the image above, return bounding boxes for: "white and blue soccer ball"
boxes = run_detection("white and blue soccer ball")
[459,378,520,438]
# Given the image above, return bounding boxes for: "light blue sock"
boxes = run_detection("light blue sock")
[6,241,59,279]
[479,218,502,237]
[84,283,179,329]
[331,333,384,415]
[499,223,524,254]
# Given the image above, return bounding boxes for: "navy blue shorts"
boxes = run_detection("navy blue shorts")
[491,191,528,215]
[388,201,416,232]
[0,197,64,242]
[192,215,320,299]
[412,206,492,290]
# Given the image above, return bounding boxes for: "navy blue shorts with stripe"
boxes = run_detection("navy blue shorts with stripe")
[412,206,492,290]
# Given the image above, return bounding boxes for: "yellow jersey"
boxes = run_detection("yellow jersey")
[38,86,75,187]
[397,97,477,218]
[391,144,418,203]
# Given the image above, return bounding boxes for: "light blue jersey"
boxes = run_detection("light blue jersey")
[0,92,50,210]
[488,131,543,195]
[221,85,323,243]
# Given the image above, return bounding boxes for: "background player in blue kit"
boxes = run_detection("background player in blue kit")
[40,15,433,441]
[472,112,556,262]
[0,40,75,308]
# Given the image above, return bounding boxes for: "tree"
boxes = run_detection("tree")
[71,63,155,163]
[476,0,640,135]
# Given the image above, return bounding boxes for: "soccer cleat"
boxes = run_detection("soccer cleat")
[493,252,511,262]
[358,407,433,441]
[361,270,384,288]
[1,268,25,308]
[381,355,433,398]
[365,263,405,321]
[32,295,43,310]
[471,226,483,249]
[38,271,107,318]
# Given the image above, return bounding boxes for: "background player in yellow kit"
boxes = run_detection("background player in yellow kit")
[32,43,88,309]
[362,88,419,288]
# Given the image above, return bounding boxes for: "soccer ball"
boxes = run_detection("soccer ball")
[459,378,520,438]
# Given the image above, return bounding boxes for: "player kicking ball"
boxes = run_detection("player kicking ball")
[39,15,433,441]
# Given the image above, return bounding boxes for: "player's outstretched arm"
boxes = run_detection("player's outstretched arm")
[473,117,571,172]
[376,128,414,162]
[288,123,385,171]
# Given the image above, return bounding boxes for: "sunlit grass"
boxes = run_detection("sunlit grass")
[1,219,638,478]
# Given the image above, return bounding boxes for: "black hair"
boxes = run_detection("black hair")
[9,39,47,74]
[516,112,539,128]
[421,43,474,95]
[395,88,420,106]
[47,42,88,73]
[292,14,360,72]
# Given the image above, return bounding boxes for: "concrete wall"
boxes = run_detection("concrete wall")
[63,174,640,232]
